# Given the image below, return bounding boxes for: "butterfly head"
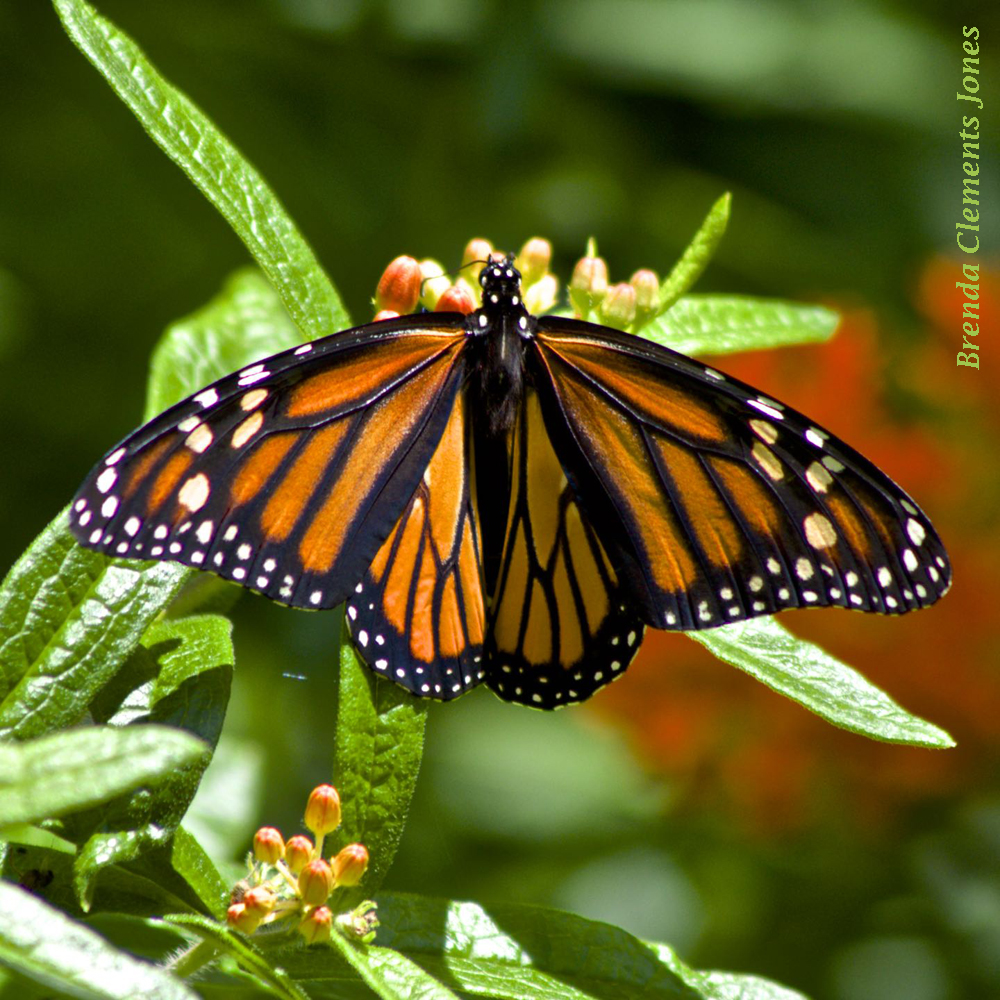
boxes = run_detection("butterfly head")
[479,254,523,310]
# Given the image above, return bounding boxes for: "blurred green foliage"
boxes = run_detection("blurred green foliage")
[2,2,997,999]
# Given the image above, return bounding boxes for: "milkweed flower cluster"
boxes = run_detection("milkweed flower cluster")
[226,783,376,945]
[373,237,661,339]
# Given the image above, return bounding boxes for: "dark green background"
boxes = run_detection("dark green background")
[1,3,996,999]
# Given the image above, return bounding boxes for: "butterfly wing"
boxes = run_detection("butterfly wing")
[343,389,489,699]
[485,388,645,708]
[529,317,952,631]
[69,317,469,610]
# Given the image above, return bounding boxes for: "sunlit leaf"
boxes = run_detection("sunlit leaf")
[690,617,954,747]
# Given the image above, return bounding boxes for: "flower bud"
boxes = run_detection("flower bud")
[375,255,422,314]
[418,258,450,310]
[516,237,552,285]
[299,905,333,945]
[374,309,400,322]
[569,253,608,317]
[227,902,263,935]
[436,283,477,315]
[461,238,494,271]
[284,834,314,874]
[630,268,660,323]
[600,282,637,330]
[523,273,558,315]
[331,843,370,888]
[243,886,276,918]
[298,858,334,905]
[305,784,342,837]
[253,827,284,865]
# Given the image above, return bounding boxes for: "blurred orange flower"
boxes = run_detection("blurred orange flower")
[591,259,1000,834]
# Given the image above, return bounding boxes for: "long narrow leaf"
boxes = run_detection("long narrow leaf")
[639,295,838,356]
[656,193,731,312]
[0,726,206,829]
[690,617,954,747]
[0,882,199,1000]
[0,519,185,742]
[330,644,428,903]
[53,0,349,340]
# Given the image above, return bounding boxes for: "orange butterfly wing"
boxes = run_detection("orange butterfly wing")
[70,319,469,611]
[485,389,644,708]
[529,318,951,631]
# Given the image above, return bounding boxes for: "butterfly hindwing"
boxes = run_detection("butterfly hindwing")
[345,391,488,698]
[530,317,951,631]
[69,318,468,610]
[486,389,645,708]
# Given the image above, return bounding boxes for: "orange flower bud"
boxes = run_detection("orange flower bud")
[516,237,552,285]
[304,784,342,837]
[331,843,369,888]
[630,268,660,321]
[374,309,400,322]
[299,905,333,945]
[227,902,263,935]
[600,282,637,330]
[436,283,477,315]
[285,834,314,874]
[253,827,284,865]
[375,255,422,314]
[569,253,608,317]
[243,885,276,918]
[461,238,494,270]
[298,858,334,905]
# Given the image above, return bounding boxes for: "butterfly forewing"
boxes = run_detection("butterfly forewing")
[486,389,645,708]
[344,392,489,699]
[530,318,951,631]
[69,319,468,611]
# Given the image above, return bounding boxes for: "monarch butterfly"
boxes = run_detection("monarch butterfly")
[69,252,951,709]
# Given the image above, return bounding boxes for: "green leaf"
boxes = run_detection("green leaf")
[656,193,731,313]
[278,892,702,999]
[145,268,304,421]
[646,940,812,1000]
[0,725,206,829]
[53,0,349,340]
[0,520,186,742]
[330,642,428,904]
[0,881,199,1000]
[0,265,297,746]
[689,617,954,747]
[326,929,461,1000]
[169,825,231,921]
[166,914,312,1000]
[70,615,233,909]
[638,295,838,357]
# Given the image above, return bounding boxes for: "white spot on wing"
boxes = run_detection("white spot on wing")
[96,468,117,494]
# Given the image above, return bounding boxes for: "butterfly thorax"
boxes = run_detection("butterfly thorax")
[467,255,534,437]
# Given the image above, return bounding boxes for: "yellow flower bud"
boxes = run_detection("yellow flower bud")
[252,827,284,865]
[299,905,333,945]
[298,858,334,906]
[305,784,342,837]
[332,843,370,888]
[284,834,314,875]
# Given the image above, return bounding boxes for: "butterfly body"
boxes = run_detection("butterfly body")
[69,255,951,708]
